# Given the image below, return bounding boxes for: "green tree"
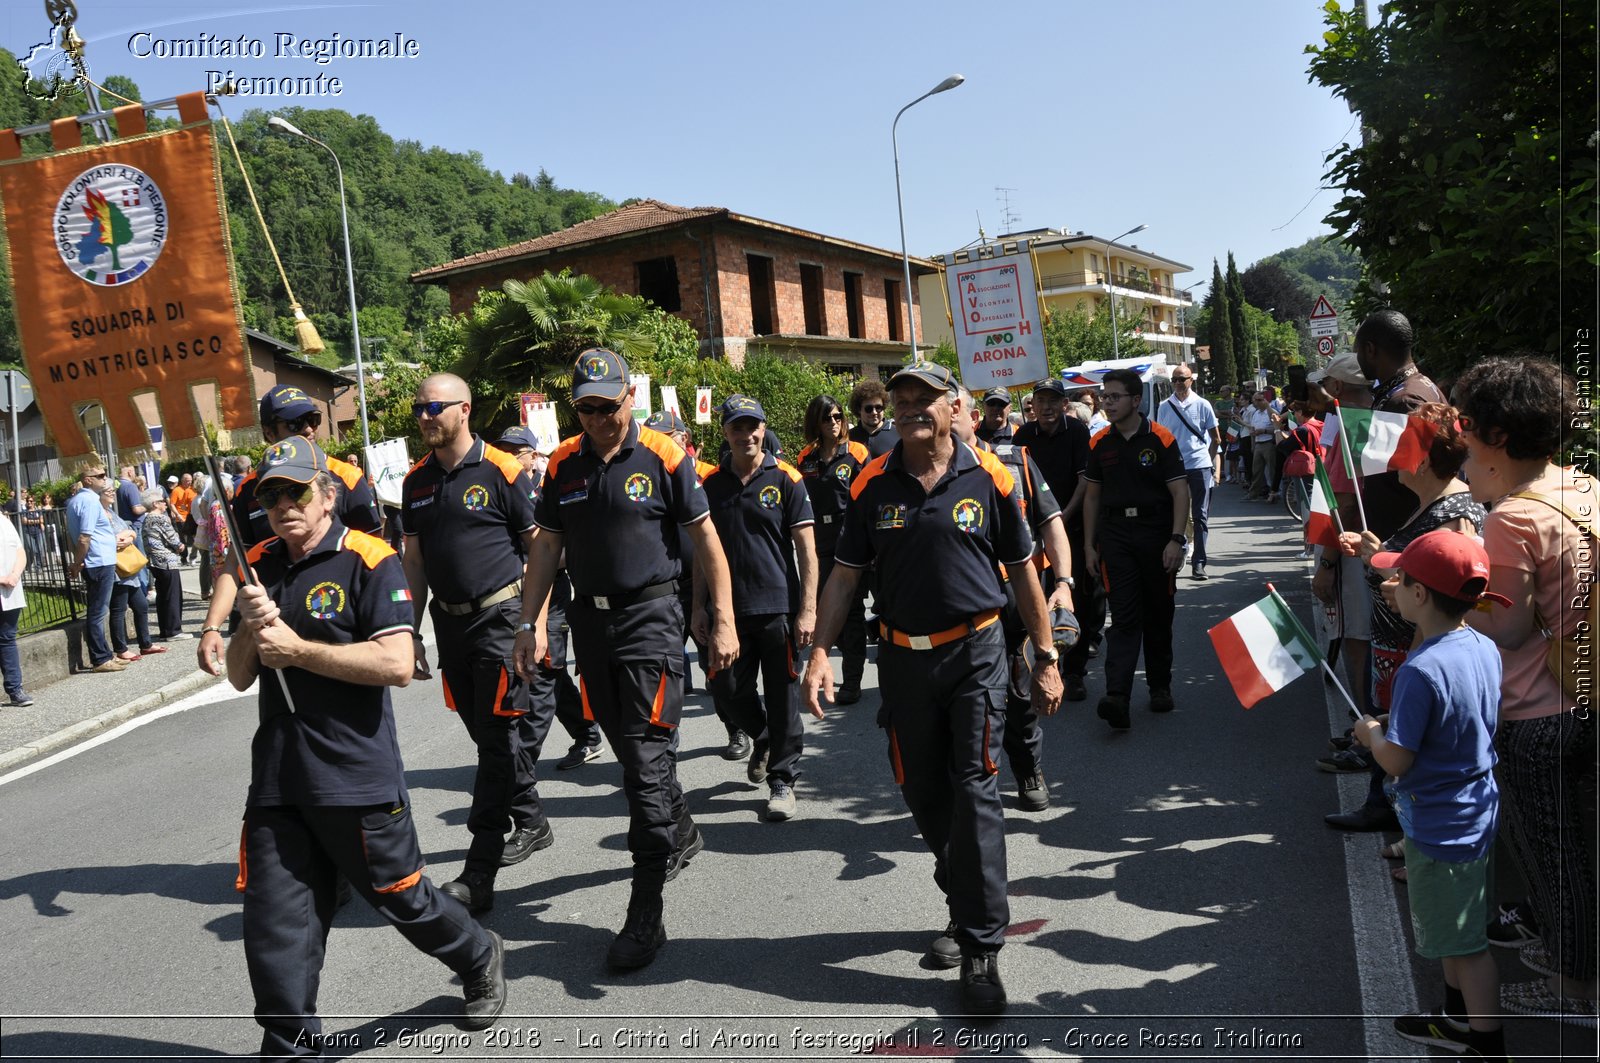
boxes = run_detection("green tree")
[1043,302,1151,373]
[1307,0,1595,373]
[1202,259,1236,390]
[1225,253,1249,384]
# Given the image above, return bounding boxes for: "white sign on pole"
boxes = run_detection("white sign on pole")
[1316,335,1336,356]
[660,386,682,421]
[695,387,714,424]
[629,374,652,422]
[942,242,1049,390]
[364,437,411,507]
[526,401,561,454]
[1309,294,1340,338]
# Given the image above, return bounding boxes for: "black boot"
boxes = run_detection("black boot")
[607,893,666,970]
[440,869,494,913]
[960,951,1007,1015]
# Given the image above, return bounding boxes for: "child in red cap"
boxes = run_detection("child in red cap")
[1353,529,1510,1058]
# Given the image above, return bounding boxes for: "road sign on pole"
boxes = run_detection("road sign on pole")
[1316,335,1335,356]
[1309,294,1340,338]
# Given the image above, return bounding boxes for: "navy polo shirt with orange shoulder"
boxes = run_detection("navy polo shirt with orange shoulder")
[1083,416,1186,515]
[399,436,536,604]
[233,452,381,548]
[243,519,415,807]
[836,441,1033,635]
[534,421,709,597]
[796,440,869,557]
[703,453,815,617]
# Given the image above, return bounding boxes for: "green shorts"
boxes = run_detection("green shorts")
[1403,840,1490,959]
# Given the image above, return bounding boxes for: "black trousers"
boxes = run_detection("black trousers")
[151,565,184,638]
[817,552,867,685]
[240,802,491,1059]
[877,622,1009,953]
[567,593,686,896]
[709,612,803,786]
[999,577,1043,781]
[1061,519,1106,677]
[536,590,601,751]
[1098,518,1176,698]
[431,598,540,875]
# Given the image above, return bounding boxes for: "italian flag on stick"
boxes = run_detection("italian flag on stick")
[1208,585,1324,709]
[1324,405,1438,477]
[1305,452,1343,551]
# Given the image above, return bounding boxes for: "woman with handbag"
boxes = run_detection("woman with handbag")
[1454,356,1597,1025]
[99,485,164,662]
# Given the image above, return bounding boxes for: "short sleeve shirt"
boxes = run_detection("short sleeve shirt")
[797,440,869,557]
[0,514,23,611]
[534,422,709,597]
[1083,416,1185,518]
[1154,393,1219,470]
[244,521,415,807]
[234,452,382,548]
[400,436,537,604]
[703,454,815,617]
[116,479,143,521]
[836,441,1032,635]
[67,488,117,567]
[1012,417,1093,515]
[990,442,1062,540]
[850,422,900,460]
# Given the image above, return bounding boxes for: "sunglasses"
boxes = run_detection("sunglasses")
[1172,375,1191,382]
[574,400,624,417]
[827,412,844,422]
[412,400,465,419]
[860,404,885,414]
[277,413,322,433]
[257,481,317,508]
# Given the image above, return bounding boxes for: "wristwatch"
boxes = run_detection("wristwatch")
[516,621,536,633]
[1036,645,1061,664]
[1169,534,1188,546]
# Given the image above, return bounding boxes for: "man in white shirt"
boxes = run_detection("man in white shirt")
[1241,391,1281,503]
[1154,367,1222,580]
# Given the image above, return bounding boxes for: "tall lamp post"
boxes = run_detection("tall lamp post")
[268,115,372,453]
[1252,304,1277,388]
[1176,280,1203,376]
[1104,223,1148,362]
[893,73,964,361]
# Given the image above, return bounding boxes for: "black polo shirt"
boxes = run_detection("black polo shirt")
[990,442,1061,539]
[704,453,814,617]
[850,422,900,460]
[400,436,536,604]
[1083,416,1185,521]
[243,520,414,807]
[534,421,709,598]
[1013,416,1092,516]
[837,441,1032,635]
[796,440,869,557]
[976,421,1015,446]
[233,451,381,548]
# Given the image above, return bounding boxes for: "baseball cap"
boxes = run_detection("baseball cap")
[982,387,1012,406]
[888,361,958,395]
[720,394,767,426]
[495,425,541,452]
[1308,352,1367,386]
[166,475,178,485]
[645,409,688,434]
[259,384,319,423]
[256,435,326,486]
[571,348,630,402]
[1033,378,1068,396]
[1370,529,1512,607]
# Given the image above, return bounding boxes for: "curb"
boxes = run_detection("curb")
[0,669,226,775]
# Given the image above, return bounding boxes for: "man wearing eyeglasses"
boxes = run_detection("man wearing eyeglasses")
[1081,368,1190,729]
[1153,365,1222,580]
[66,461,127,672]
[512,348,739,972]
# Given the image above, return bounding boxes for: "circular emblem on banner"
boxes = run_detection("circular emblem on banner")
[758,485,782,509]
[55,164,168,286]
[305,581,346,621]
[624,472,654,502]
[461,484,490,511]
[952,497,985,534]
[1138,448,1157,467]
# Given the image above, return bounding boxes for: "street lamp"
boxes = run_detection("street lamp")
[267,114,372,453]
[1104,223,1148,362]
[892,73,964,361]
[1253,305,1277,387]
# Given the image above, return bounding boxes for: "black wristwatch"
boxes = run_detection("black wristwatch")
[1169,534,1188,546]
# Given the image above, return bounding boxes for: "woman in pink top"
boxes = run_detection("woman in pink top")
[1454,356,1596,1026]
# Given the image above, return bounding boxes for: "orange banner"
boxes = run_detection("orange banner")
[0,92,257,467]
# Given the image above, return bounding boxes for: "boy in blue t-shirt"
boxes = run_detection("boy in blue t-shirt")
[1353,529,1510,1061]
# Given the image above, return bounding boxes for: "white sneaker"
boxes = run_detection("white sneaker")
[167,632,194,641]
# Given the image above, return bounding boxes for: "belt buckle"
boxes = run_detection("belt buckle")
[1123,507,1138,518]
[820,514,834,524]
[908,634,933,651]
[594,595,611,610]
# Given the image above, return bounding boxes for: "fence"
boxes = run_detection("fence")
[17,509,84,635]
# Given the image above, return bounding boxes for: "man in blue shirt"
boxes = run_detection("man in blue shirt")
[1153,366,1221,580]
[66,462,127,672]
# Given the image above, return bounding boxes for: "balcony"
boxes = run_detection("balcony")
[1039,270,1195,302]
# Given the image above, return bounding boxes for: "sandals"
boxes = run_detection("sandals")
[1381,841,1406,860]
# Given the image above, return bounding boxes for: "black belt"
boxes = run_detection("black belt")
[1101,504,1165,520]
[436,578,522,616]
[577,580,678,611]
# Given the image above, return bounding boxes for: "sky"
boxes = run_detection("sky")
[3,1,1363,299]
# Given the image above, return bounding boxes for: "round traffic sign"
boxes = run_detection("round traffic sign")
[1316,335,1335,356]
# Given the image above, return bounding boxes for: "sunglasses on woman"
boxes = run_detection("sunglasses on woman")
[257,481,317,508]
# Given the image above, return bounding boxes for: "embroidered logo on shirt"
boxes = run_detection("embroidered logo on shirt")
[624,473,654,502]
[952,498,985,534]
[833,463,854,483]
[876,503,907,530]
[1138,448,1157,467]
[462,485,490,511]
[305,581,346,620]
[758,485,781,509]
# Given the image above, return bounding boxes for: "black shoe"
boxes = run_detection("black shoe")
[927,921,962,970]
[1149,688,1175,713]
[441,871,494,913]
[1096,694,1131,730]
[747,738,770,785]
[959,951,1007,1015]
[1391,1008,1470,1052]
[722,731,752,761]
[1017,772,1049,812]
[1086,641,1099,658]
[607,899,666,970]
[1064,674,1087,702]
[834,682,862,706]
[1324,805,1400,832]
[665,821,704,882]
[461,930,507,1031]
[1191,563,1209,581]
[500,823,554,867]
[556,743,601,770]
[1486,901,1541,948]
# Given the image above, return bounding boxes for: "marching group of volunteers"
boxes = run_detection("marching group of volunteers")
[98,305,1586,1056]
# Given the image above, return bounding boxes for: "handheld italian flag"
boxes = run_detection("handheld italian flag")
[1208,585,1324,709]
[1305,452,1343,551]
[1323,405,1438,478]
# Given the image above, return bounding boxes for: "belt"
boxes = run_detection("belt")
[578,580,678,611]
[818,514,837,525]
[1103,505,1164,520]
[436,579,522,616]
[879,608,1000,651]
[1254,435,1273,442]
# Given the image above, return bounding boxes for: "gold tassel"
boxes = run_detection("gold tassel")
[291,304,324,354]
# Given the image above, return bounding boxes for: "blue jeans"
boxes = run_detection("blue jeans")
[0,606,23,699]
[83,564,117,666]
[1184,466,1214,565]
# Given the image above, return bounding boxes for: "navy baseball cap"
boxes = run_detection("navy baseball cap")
[256,435,326,486]
[495,425,541,452]
[1033,378,1068,396]
[645,409,688,434]
[888,361,958,395]
[982,387,1012,406]
[720,394,767,426]
[259,384,319,423]
[571,348,630,402]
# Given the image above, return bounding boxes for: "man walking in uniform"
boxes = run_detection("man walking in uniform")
[1154,366,1221,580]
[227,436,505,1055]
[804,361,1064,1015]
[513,348,739,971]
[975,387,1014,446]
[1082,368,1190,729]
[402,374,548,913]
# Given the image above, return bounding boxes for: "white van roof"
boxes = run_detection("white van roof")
[1059,356,1173,388]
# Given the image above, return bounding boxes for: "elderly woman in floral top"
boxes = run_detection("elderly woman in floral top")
[141,488,188,641]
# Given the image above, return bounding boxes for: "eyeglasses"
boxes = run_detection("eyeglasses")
[573,399,624,417]
[257,481,317,508]
[861,404,885,414]
[1101,392,1133,402]
[412,400,466,419]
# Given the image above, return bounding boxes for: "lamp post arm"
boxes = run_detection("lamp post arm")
[304,132,373,454]
[892,97,932,361]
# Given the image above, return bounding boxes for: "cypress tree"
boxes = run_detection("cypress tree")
[1226,252,1250,387]
[1207,258,1235,390]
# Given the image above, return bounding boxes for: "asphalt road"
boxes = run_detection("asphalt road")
[0,487,1570,1060]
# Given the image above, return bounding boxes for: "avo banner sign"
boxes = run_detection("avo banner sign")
[940,241,1048,392]
[0,92,256,466]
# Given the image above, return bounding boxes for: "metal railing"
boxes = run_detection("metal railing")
[1039,270,1195,302]
[17,509,84,635]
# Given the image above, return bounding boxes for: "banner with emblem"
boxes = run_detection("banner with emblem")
[695,387,713,424]
[0,92,257,468]
[363,437,411,507]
